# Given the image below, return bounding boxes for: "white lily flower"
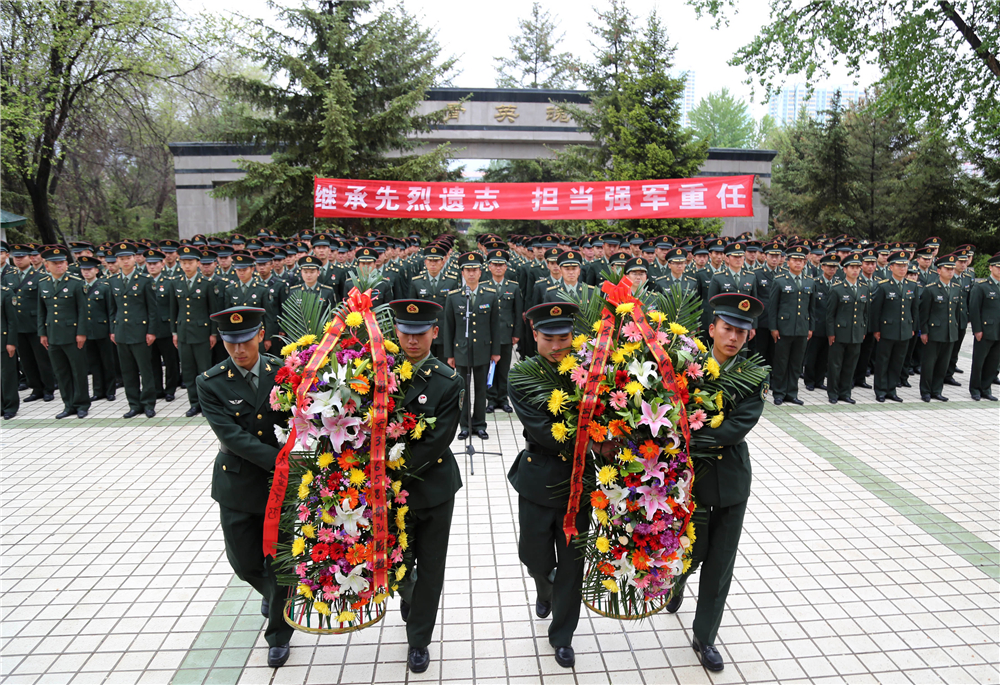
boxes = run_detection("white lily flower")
[628,359,659,388]
[335,564,369,595]
[612,555,636,583]
[604,483,630,514]
[333,501,370,536]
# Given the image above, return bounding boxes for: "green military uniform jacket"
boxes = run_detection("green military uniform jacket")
[400,356,464,510]
[654,274,700,298]
[341,275,393,307]
[83,277,116,339]
[870,277,918,340]
[408,272,458,308]
[767,273,814,336]
[754,266,782,328]
[442,284,501,366]
[810,277,836,337]
[197,353,289,514]
[488,278,524,343]
[969,278,1000,340]
[825,280,869,344]
[171,273,219,344]
[707,268,759,329]
[222,277,269,311]
[2,283,18,346]
[149,274,175,339]
[37,273,88,344]
[529,274,561,309]
[918,280,961,342]
[110,270,159,344]
[541,282,593,305]
[3,267,43,335]
[953,271,974,328]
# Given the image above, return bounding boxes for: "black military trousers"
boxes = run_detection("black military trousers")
[487,343,513,407]
[118,341,157,411]
[672,498,748,646]
[947,326,968,376]
[827,342,861,401]
[853,333,876,384]
[457,363,488,431]
[517,496,591,648]
[219,505,294,648]
[399,497,455,649]
[969,337,1000,398]
[2,348,19,415]
[150,335,180,396]
[17,332,55,395]
[920,341,954,397]
[803,336,829,388]
[86,337,116,397]
[179,341,212,409]
[771,335,807,401]
[873,338,910,399]
[48,342,91,412]
[753,327,774,367]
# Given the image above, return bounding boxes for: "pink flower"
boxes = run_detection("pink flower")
[636,484,672,520]
[297,505,310,522]
[621,321,643,342]
[269,386,281,410]
[609,390,629,410]
[386,373,398,393]
[654,331,670,346]
[318,527,336,543]
[321,414,364,452]
[395,489,408,504]
[639,400,672,437]
[688,409,707,431]
[685,362,703,379]
[386,422,407,439]
[295,563,307,578]
[570,365,589,388]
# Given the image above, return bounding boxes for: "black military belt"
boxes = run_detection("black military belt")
[525,441,561,458]
[219,444,234,456]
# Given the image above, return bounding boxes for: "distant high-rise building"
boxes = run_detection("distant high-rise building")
[768,83,864,124]
[672,70,697,126]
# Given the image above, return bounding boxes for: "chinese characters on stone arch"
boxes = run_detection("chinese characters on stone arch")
[313,176,756,220]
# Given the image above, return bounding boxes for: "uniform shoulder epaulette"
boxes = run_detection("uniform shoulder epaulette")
[878,278,889,284]
[976,277,987,283]
[427,358,459,379]
[203,360,231,379]
[39,275,51,282]
[288,284,303,291]
[546,284,560,291]
[67,273,83,281]
[447,288,462,295]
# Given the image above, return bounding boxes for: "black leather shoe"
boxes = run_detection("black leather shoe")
[502,402,513,413]
[457,430,469,440]
[954,367,964,374]
[773,397,783,406]
[816,383,827,390]
[855,381,872,389]
[944,377,961,387]
[476,429,489,440]
[900,379,911,388]
[407,646,429,673]
[267,643,290,668]
[43,393,54,402]
[984,393,998,401]
[665,588,683,614]
[554,646,575,668]
[89,394,103,402]
[828,398,838,404]
[971,394,981,401]
[913,366,921,374]
[886,394,903,402]
[876,396,885,403]
[804,384,815,391]
[261,598,269,617]
[535,598,552,618]
[787,397,804,405]
[23,393,42,402]
[692,636,724,672]
[55,411,72,419]
[931,393,948,402]
[76,410,88,419]
[921,394,931,402]
[841,397,856,404]
[485,403,495,414]
[401,600,410,622]
[185,406,201,417]
[123,409,141,418]
[17,382,27,391]
[107,394,115,401]
[145,408,156,417]
[164,393,175,402]
[2,412,14,420]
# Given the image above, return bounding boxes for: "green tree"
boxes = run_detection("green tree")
[494,2,579,89]
[753,114,778,148]
[214,0,458,237]
[0,0,206,244]
[685,0,999,151]
[480,158,567,236]
[896,120,965,241]
[687,88,755,148]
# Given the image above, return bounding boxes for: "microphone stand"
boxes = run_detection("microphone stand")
[461,284,504,475]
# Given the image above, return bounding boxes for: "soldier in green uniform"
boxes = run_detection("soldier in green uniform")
[109,242,159,418]
[918,254,962,402]
[483,249,523,414]
[542,251,590,303]
[945,250,975,385]
[407,245,457,360]
[968,252,1000,401]
[37,247,91,418]
[443,252,501,440]
[222,254,269,309]
[4,244,55,401]
[825,254,869,404]
[172,247,220,417]
[79,256,117,402]
[2,282,19,419]
[341,248,393,305]
[387,300,464,673]
[282,256,337,335]
[852,249,880,390]
[753,242,783,366]
[767,245,813,405]
[508,302,589,669]
[706,242,758,342]
[654,247,700,298]
[197,307,293,669]
[869,251,918,402]
[667,293,767,673]
[803,254,839,392]
[145,250,179,402]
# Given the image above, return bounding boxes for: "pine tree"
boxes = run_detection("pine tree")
[494,2,579,89]
[687,88,756,148]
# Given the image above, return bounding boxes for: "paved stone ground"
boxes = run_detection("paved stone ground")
[2,335,997,685]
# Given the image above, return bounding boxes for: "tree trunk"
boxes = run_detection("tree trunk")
[23,175,58,245]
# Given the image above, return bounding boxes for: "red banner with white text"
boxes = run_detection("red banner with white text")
[313,176,755,220]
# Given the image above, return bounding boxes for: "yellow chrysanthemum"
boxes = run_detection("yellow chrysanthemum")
[669,322,688,336]
[280,342,298,356]
[345,312,364,328]
[291,538,306,556]
[301,470,314,486]
[313,601,331,616]
[321,509,334,524]
[597,465,618,486]
[396,360,413,380]
[348,468,367,486]
[572,334,588,351]
[648,310,666,323]
[373,592,389,605]
[616,302,634,315]
[595,508,609,526]
[297,334,317,346]
[710,412,724,428]
[395,505,409,530]
[364,406,375,427]
[396,564,407,581]
[324,320,336,334]
[611,348,627,365]
[551,422,569,443]
[714,390,723,407]
[316,354,330,369]
[392,480,402,496]
[317,452,334,469]
[398,532,408,550]
[624,381,643,396]
[618,448,636,463]
[335,611,356,623]
[592,320,604,334]
[548,388,569,415]
[383,339,399,354]
[694,337,707,353]
[704,357,720,379]
[595,536,611,553]
[297,482,310,499]
[409,421,425,440]
[301,524,315,539]
[297,583,313,599]
[602,579,619,593]
[682,557,693,574]
[622,342,641,356]
[686,520,697,544]
[558,355,578,375]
